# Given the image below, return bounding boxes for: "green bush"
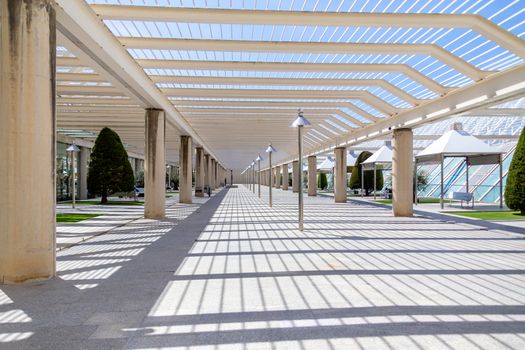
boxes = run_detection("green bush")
[349,151,383,195]
[317,173,328,190]
[505,126,525,214]
[87,127,135,203]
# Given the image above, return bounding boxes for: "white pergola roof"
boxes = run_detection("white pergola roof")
[53,0,525,170]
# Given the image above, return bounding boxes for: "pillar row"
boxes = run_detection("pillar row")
[392,128,414,217]
[79,147,90,200]
[0,0,57,283]
[145,109,166,219]
[308,156,317,196]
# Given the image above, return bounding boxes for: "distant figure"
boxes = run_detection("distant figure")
[207,186,211,197]
[224,178,227,186]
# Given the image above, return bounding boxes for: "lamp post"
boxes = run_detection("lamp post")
[265,143,277,207]
[66,144,80,208]
[291,109,311,231]
[255,155,263,198]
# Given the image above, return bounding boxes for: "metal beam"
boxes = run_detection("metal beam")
[92,6,525,60]
[162,88,399,115]
[121,38,487,80]
[139,60,450,94]
[151,75,421,105]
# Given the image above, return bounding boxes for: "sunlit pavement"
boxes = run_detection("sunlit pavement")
[55,195,181,250]
[1,186,525,349]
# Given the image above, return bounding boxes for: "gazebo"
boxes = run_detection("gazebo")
[361,142,392,199]
[415,123,504,209]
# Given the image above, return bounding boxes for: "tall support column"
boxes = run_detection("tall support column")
[145,109,166,219]
[292,160,300,193]
[195,147,204,197]
[282,164,289,190]
[0,0,56,283]
[392,128,414,217]
[79,147,90,199]
[204,154,210,193]
[208,158,214,194]
[274,166,280,189]
[334,147,347,203]
[308,156,317,196]
[215,161,219,188]
[179,136,193,204]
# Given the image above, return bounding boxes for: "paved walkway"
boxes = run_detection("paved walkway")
[56,195,181,250]
[1,186,525,349]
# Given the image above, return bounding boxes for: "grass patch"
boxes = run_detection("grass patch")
[374,198,450,205]
[56,213,100,223]
[61,200,143,206]
[442,211,525,220]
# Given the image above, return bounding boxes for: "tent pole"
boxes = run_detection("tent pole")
[499,155,503,209]
[374,163,376,200]
[361,166,364,198]
[440,157,444,210]
[466,157,470,208]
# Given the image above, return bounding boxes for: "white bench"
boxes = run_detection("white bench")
[448,191,474,208]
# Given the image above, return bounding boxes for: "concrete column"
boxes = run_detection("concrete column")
[79,147,90,199]
[282,164,289,190]
[0,0,56,283]
[179,136,193,204]
[215,161,219,188]
[292,160,300,193]
[392,128,414,217]
[334,147,347,203]
[274,166,280,189]
[208,158,214,193]
[204,154,211,192]
[308,156,317,196]
[144,109,166,219]
[195,147,204,197]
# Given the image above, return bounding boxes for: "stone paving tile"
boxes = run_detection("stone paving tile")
[1,186,525,349]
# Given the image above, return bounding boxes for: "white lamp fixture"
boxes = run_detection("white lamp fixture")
[291,109,311,231]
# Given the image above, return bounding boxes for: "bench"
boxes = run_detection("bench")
[448,191,474,208]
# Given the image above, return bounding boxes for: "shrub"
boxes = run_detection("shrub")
[87,127,135,203]
[505,126,525,214]
[349,151,383,195]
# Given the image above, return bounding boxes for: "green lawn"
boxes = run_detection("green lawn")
[374,198,447,204]
[61,200,143,206]
[442,211,525,221]
[56,213,100,223]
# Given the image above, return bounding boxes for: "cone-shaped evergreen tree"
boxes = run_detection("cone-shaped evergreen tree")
[87,127,135,203]
[505,126,525,215]
[349,151,383,195]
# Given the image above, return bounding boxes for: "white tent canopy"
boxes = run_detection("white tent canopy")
[318,157,335,171]
[415,123,504,209]
[416,124,503,165]
[362,142,393,168]
[347,151,358,167]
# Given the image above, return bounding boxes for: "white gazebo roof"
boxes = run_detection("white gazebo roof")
[363,144,392,166]
[416,127,503,164]
[318,157,335,171]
